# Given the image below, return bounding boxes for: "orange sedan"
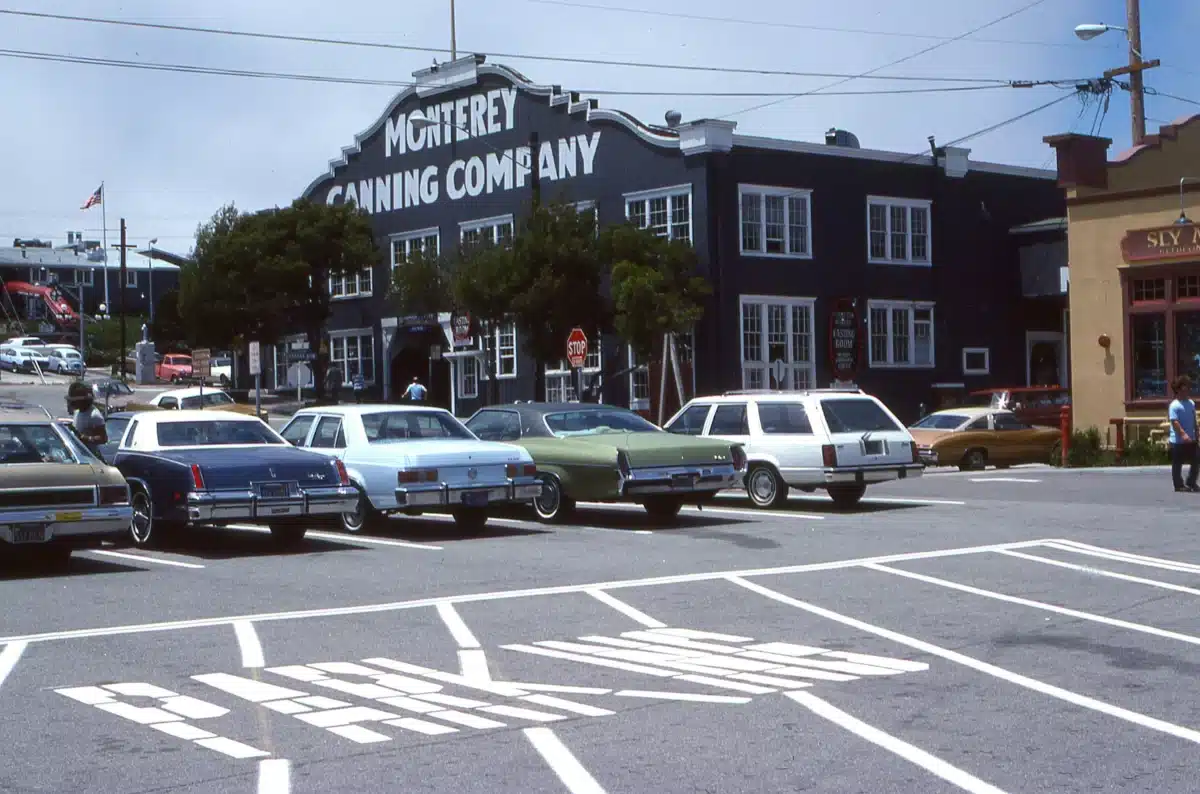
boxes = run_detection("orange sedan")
[909,407,1060,471]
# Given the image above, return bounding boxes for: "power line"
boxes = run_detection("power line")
[1145,88,1200,108]
[528,0,1111,50]
[720,0,1052,120]
[899,91,1081,163]
[0,8,1030,85]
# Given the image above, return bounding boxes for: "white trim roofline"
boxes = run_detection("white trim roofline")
[732,134,1057,180]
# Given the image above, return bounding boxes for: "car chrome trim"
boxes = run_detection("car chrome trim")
[393,476,543,508]
[185,485,358,523]
[0,505,133,545]
[619,463,742,496]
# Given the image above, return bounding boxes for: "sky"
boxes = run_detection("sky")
[1,0,1197,257]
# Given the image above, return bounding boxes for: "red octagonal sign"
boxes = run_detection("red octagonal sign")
[566,327,588,368]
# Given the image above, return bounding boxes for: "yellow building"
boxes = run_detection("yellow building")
[1045,114,1200,439]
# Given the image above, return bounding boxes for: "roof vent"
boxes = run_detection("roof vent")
[824,128,861,148]
[665,110,683,128]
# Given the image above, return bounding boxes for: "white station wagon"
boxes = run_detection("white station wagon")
[281,405,541,533]
[665,389,923,509]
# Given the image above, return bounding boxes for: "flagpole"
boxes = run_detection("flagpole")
[100,181,109,308]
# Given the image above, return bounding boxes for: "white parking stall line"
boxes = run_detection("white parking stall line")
[0,539,1050,646]
[257,758,290,794]
[232,622,266,668]
[524,727,608,794]
[967,478,1041,483]
[585,589,667,628]
[997,550,1200,597]
[865,563,1200,649]
[84,549,206,569]
[436,603,481,649]
[1047,539,1200,576]
[786,691,1009,794]
[305,530,444,551]
[714,493,967,508]
[728,576,1200,747]
[0,641,26,689]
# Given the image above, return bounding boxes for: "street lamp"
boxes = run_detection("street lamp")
[1073,4,1157,146]
[147,238,158,322]
[1073,23,1128,43]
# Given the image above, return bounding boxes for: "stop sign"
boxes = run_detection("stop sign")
[566,327,588,368]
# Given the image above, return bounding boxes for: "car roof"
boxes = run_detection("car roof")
[927,407,1004,419]
[104,411,139,420]
[0,401,54,422]
[155,386,230,399]
[137,409,259,423]
[472,402,626,418]
[293,404,453,417]
[687,390,873,404]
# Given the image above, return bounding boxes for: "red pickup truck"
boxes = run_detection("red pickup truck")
[156,353,193,383]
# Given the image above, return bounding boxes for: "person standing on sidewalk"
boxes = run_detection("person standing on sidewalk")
[352,371,365,404]
[1168,375,1199,492]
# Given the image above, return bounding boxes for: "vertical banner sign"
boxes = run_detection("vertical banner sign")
[566,327,588,369]
[829,299,859,380]
[452,312,473,348]
[248,341,261,375]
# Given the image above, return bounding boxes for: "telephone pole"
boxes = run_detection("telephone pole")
[1125,0,1146,146]
[111,219,136,382]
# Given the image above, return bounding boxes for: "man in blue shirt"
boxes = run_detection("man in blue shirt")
[1168,375,1198,492]
[403,377,427,403]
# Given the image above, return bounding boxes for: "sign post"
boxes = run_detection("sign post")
[192,348,211,408]
[288,345,316,404]
[566,327,588,402]
[248,341,262,420]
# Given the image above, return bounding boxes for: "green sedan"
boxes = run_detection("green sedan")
[464,403,747,524]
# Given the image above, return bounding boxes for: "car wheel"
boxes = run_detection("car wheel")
[642,496,683,524]
[452,507,489,532]
[532,475,575,523]
[129,488,172,548]
[341,489,382,533]
[269,525,307,548]
[828,484,866,510]
[746,464,789,509]
[960,448,987,472]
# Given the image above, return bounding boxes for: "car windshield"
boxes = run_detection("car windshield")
[0,423,77,464]
[106,417,131,443]
[910,414,968,430]
[156,420,283,446]
[362,411,475,441]
[544,409,661,437]
[820,399,903,433]
[179,392,234,409]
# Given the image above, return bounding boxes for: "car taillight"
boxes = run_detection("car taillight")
[911,442,920,464]
[821,444,837,467]
[522,463,536,477]
[507,462,537,478]
[99,484,129,505]
[398,469,438,484]
[730,445,747,471]
[334,459,351,486]
[190,463,205,489]
[616,451,631,477]
[506,463,518,478]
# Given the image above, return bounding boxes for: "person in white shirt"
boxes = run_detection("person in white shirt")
[66,381,106,452]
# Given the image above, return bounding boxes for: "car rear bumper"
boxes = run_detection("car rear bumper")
[917,448,939,465]
[186,486,358,523]
[824,463,925,484]
[0,505,133,547]
[394,477,543,509]
[621,464,743,497]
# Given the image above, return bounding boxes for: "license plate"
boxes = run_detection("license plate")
[12,525,46,543]
[461,491,489,507]
[260,483,288,499]
[55,511,83,522]
[671,473,696,488]
[863,440,884,455]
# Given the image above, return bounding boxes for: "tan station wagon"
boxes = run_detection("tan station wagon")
[0,403,133,565]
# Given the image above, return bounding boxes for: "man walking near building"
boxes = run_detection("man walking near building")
[66,381,106,454]
[325,362,343,405]
[1168,375,1198,492]
[403,376,427,403]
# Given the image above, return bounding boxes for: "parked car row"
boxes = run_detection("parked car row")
[0,336,86,376]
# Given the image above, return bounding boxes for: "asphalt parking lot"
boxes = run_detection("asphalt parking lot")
[1,465,1197,793]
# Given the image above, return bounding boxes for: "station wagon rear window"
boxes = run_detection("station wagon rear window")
[156,420,283,447]
[361,411,474,441]
[820,399,903,433]
[910,414,968,430]
[544,409,660,437]
[0,424,76,464]
[756,403,813,434]
[178,392,234,409]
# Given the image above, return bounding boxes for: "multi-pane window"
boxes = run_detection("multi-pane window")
[460,216,515,247]
[1132,277,1166,302]
[739,186,812,257]
[628,346,650,410]
[867,196,931,265]
[868,301,935,368]
[391,228,440,268]
[125,270,138,288]
[456,356,480,399]
[545,335,602,401]
[495,321,517,378]
[625,187,691,242]
[74,269,94,286]
[272,338,314,390]
[739,297,816,390]
[328,331,376,385]
[1125,270,1200,402]
[1179,275,1200,299]
[329,268,374,298]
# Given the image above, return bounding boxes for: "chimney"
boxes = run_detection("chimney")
[1043,133,1112,189]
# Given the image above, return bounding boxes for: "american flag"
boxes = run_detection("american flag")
[80,185,102,210]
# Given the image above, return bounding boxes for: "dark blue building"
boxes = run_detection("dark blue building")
[291,54,1065,421]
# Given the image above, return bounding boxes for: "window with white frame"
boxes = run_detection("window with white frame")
[73,269,93,286]
[495,321,517,378]
[868,301,934,368]
[625,186,692,242]
[391,228,440,268]
[867,196,931,265]
[739,185,812,257]
[272,339,314,390]
[456,356,480,399]
[460,215,514,247]
[328,330,376,385]
[545,334,602,401]
[125,270,138,288]
[329,268,374,299]
[962,347,990,375]
[628,346,650,410]
[739,297,816,390]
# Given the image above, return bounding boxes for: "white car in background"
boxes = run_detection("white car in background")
[280,405,541,533]
[0,345,48,373]
[45,346,85,375]
[665,389,923,509]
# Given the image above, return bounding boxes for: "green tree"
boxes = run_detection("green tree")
[449,239,522,405]
[388,247,454,317]
[150,290,188,352]
[180,199,379,398]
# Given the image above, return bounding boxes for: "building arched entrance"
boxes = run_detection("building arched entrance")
[390,328,450,408]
